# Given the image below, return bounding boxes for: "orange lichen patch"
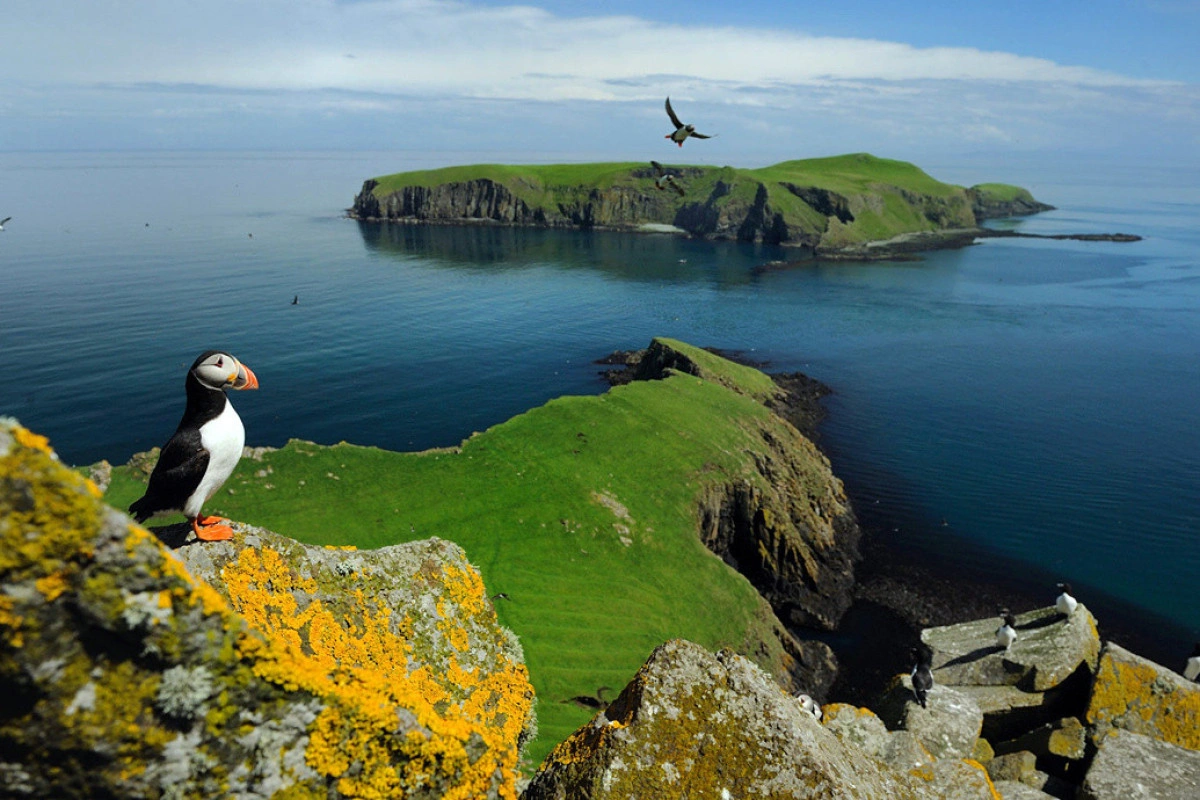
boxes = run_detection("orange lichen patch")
[1087,646,1200,751]
[216,543,534,800]
[13,426,51,454]
[35,569,70,602]
[961,759,1002,800]
[0,594,23,648]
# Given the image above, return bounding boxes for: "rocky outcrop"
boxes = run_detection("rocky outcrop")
[967,185,1056,219]
[1086,642,1200,750]
[523,639,992,799]
[631,339,861,632]
[0,419,534,799]
[1080,731,1200,800]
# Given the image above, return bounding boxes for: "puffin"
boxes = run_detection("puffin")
[1184,643,1200,682]
[796,693,822,721]
[650,161,686,196]
[129,350,259,542]
[910,646,934,709]
[1055,582,1078,617]
[995,610,1018,651]
[664,97,715,147]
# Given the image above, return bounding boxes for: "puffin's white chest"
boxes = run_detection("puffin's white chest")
[1185,656,1200,682]
[184,402,245,517]
[1056,594,1078,616]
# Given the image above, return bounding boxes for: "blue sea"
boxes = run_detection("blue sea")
[2,150,1197,660]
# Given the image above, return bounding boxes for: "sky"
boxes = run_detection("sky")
[2,0,1197,167]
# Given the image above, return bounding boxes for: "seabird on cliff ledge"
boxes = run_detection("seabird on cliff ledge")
[664,97,715,148]
[129,350,259,542]
[910,646,934,709]
[796,693,822,721]
[995,610,1018,651]
[1185,643,1200,682]
[1055,582,1078,617]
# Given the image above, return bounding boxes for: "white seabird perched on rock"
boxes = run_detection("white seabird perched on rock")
[796,693,822,721]
[1185,643,1200,682]
[1056,582,1078,617]
[650,161,686,196]
[664,97,715,148]
[995,610,1018,651]
[910,646,934,709]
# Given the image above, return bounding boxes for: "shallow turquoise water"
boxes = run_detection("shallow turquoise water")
[2,151,1197,650]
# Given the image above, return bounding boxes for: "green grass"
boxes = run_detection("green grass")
[970,182,1036,203]
[102,339,803,768]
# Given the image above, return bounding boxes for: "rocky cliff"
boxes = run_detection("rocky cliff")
[350,155,1047,254]
[0,419,534,799]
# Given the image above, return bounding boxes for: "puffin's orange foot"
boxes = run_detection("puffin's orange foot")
[193,517,234,542]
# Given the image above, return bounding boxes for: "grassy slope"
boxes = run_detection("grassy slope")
[102,339,801,768]
[365,153,984,246]
[969,182,1037,202]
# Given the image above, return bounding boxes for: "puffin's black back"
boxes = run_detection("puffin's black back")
[128,356,229,521]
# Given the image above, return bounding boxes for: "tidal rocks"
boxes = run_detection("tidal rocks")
[0,419,534,799]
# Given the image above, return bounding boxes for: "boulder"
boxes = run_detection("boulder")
[1086,642,1200,751]
[992,780,1057,799]
[876,675,984,760]
[0,420,535,799]
[926,759,1000,800]
[996,716,1087,762]
[987,751,1041,786]
[956,677,1090,743]
[1080,730,1200,800]
[822,703,935,775]
[922,605,1101,692]
[524,639,937,799]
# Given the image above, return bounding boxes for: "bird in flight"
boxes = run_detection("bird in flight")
[664,97,714,147]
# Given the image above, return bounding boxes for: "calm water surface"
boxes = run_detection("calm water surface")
[2,151,1197,653]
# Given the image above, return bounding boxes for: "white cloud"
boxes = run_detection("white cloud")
[2,0,1173,102]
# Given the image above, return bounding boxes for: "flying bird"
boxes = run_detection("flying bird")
[1055,582,1078,617]
[0,217,11,231]
[910,646,934,709]
[650,161,686,196]
[129,351,259,542]
[664,97,714,147]
[995,610,1018,651]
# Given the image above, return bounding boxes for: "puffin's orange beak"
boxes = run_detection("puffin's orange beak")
[233,363,259,390]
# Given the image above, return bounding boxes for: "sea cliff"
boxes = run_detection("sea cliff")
[349,154,1054,257]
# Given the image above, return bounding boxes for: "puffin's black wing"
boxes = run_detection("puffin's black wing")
[129,430,210,521]
[0,217,11,226]
[690,132,714,139]
[650,160,665,176]
[664,97,684,130]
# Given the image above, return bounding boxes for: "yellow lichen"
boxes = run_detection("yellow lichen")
[1087,648,1200,751]
[13,426,51,454]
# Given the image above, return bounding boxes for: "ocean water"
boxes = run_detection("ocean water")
[2,151,1197,657]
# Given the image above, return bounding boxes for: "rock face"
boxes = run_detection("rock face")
[1079,731,1200,800]
[0,420,534,799]
[1086,642,1200,751]
[523,639,954,800]
[636,339,861,633]
[967,185,1056,220]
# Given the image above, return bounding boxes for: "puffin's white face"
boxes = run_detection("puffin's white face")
[192,352,259,392]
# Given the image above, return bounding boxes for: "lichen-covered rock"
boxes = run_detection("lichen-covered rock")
[922,605,1100,692]
[1086,642,1200,751]
[876,676,985,761]
[524,639,937,799]
[996,716,1087,762]
[926,759,1000,800]
[0,420,535,799]
[986,751,1041,786]
[992,780,1056,800]
[954,681,1086,743]
[823,703,894,758]
[1079,730,1200,800]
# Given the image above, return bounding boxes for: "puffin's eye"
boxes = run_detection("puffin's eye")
[215,357,224,368]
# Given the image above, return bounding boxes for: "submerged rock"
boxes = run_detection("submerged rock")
[0,420,534,799]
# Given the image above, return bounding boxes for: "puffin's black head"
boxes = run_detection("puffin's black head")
[1057,582,1072,594]
[1003,613,1017,627]
[1191,642,1200,657]
[189,350,259,392]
